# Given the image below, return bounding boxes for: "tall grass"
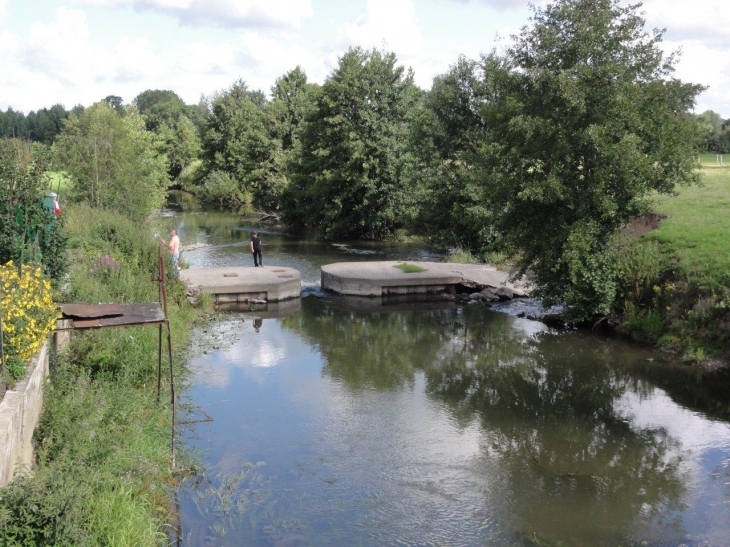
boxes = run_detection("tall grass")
[0,204,207,546]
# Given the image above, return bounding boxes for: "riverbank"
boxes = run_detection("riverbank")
[632,167,730,366]
[0,205,211,545]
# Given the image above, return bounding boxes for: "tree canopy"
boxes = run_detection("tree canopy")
[54,102,170,221]
[476,0,704,320]
[284,48,419,239]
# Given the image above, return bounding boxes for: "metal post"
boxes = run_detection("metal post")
[158,252,176,469]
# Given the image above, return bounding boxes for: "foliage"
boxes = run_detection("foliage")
[693,110,730,153]
[0,138,69,281]
[284,48,419,239]
[0,203,203,545]
[0,262,58,381]
[196,169,251,209]
[134,89,202,181]
[260,67,320,211]
[53,102,170,222]
[0,103,83,144]
[410,56,493,249]
[200,80,275,208]
[476,0,704,322]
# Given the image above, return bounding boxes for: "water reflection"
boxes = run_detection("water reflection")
[180,297,730,546]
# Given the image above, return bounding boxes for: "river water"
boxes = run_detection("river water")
[161,199,730,547]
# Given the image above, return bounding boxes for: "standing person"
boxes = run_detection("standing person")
[50,192,62,216]
[250,231,263,267]
[160,229,181,273]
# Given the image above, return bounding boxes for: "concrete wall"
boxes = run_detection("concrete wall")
[0,341,49,486]
[0,326,69,487]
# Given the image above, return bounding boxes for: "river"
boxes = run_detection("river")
[160,197,730,547]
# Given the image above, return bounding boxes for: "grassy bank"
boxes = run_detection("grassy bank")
[627,168,730,361]
[0,205,208,546]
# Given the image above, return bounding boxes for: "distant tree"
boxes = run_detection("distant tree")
[694,110,730,153]
[0,104,77,144]
[477,0,704,321]
[134,89,201,180]
[103,95,125,115]
[284,48,419,239]
[54,102,169,221]
[199,80,274,208]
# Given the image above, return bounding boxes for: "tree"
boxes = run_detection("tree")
[54,102,169,221]
[134,89,201,180]
[284,48,419,239]
[410,56,492,250]
[199,80,274,208]
[478,0,704,321]
[261,67,319,211]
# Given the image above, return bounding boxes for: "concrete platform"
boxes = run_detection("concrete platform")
[180,266,301,303]
[321,261,528,297]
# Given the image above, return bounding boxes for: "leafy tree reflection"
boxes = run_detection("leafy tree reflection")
[283,299,688,545]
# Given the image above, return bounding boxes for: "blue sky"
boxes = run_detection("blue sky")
[1,0,728,116]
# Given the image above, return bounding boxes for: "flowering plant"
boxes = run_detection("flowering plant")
[0,261,58,382]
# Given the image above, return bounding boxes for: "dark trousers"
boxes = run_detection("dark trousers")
[252,249,262,267]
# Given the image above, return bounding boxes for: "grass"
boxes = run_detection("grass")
[0,204,210,546]
[698,153,729,167]
[394,263,428,273]
[648,168,730,289]
[48,171,72,194]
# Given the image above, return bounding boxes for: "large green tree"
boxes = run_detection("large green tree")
[199,80,273,208]
[134,90,202,181]
[54,102,169,221]
[285,48,419,239]
[410,56,491,250]
[477,0,703,321]
[262,67,319,211]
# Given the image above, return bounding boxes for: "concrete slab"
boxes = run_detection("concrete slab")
[180,266,301,303]
[321,261,529,297]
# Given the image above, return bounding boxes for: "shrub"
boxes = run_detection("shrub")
[0,262,58,382]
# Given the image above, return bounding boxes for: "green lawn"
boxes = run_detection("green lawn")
[698,153,727,166]
[649,168,730,289]
[48,170,72,194]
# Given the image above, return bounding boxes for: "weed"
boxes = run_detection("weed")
[394,263,428,273]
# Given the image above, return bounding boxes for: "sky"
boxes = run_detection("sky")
[0,0,728,117]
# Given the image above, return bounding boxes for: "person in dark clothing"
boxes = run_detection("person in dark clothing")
[250,231,263,267]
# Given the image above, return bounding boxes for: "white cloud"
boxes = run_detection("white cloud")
[72,0,314,30]
[340,0,424,58]
[641,0,730,115]
[643,0,730,48]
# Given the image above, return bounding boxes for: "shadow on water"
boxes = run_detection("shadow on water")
[177,297,730,547]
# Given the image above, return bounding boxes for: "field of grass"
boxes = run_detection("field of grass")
[47,170,72,194]
[649,168,730,289]
[698,153,728,167]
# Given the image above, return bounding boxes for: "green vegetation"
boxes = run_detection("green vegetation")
[283,49,419,239]
[0,205,209,545]
[0,139,68,281]
[394,263,428,274]
[650,169,730,290]
[54,102,170,222]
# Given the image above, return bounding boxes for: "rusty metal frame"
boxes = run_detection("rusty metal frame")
[55,246,178,469]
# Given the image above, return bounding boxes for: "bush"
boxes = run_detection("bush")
[0,138,69,283]
[0,262,58,382]
[196,170,251,208]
